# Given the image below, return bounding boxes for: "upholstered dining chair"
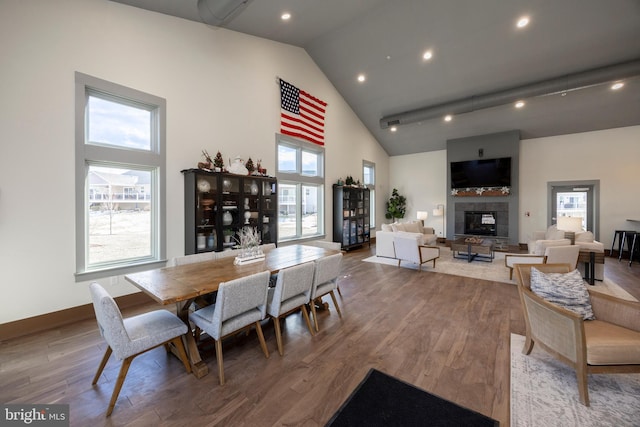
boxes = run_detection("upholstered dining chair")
[172,251,216,266]
[267,262,316,355]
[514,263,640,406]
[310,253,343,332]
[393,234,440,271]
[189,270,271,385]
[89,282,191,417]
[305,240,343,295]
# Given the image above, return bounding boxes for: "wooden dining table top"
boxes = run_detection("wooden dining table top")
[125,244,339,305]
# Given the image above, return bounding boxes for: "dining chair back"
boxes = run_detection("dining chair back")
[310,253,344,331]
[267,262,316,355]
[173,252,216,266]
[89,282,191,416]
[188,270,271,385]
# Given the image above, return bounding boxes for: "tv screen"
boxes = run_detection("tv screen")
[450,157,511,189]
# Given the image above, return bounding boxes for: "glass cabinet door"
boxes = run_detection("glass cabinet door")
[195,175,217,252]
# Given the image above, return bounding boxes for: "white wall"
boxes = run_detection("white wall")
[519,126,640,245]
[0,0,388,324]
[389,151,448,236]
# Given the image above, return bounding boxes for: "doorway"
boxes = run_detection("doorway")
[548,180,600,240]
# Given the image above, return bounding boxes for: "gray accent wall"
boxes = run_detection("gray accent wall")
[446,130,520,244]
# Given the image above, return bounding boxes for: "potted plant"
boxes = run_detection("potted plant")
[385,188,407,221]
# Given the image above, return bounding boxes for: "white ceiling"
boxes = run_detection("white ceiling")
[110,0,640,156]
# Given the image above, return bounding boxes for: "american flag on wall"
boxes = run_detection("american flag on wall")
[279,78,327,146]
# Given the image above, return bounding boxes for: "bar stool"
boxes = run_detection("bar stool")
[618,230,638,261]
[630,232,640,266]
[611,230,633,259]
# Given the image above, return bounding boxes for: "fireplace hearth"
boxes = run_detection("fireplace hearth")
[464,211,497,236]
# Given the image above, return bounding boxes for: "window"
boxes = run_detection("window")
[75,72,166,281]
[363,160,376,228]
[276,135,324,241]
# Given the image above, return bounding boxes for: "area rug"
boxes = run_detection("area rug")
[363,247,636,300]
[326,368,498,426]
[510,333,640,427]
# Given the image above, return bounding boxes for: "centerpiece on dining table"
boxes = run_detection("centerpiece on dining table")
[233,227,265,265]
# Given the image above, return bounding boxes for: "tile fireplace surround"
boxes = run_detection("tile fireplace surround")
[454,202,509,239]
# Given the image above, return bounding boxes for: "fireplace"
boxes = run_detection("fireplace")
[464,211,497,236]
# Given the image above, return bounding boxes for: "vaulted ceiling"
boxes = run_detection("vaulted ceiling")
[110,0,640,155]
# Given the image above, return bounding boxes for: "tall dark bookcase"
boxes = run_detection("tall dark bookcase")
[333,184,370,250]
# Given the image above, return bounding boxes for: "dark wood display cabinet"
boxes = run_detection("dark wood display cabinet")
[182,169,277,255]
[333,185,370,250]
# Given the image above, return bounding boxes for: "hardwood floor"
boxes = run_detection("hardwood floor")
[1,245,638,426]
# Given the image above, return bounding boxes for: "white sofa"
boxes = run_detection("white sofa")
[376,221,437,258]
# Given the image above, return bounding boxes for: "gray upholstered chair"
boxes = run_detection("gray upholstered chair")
[267,262,316,355]
[305,240,343,295]
[216,248,241,258]
[172,251,216,266]
[310,253,343,332]
[260,243,277,251]
[89,282,191,417]
[189,270,271,385]
[515,263,640,406]
[393,234,440,270]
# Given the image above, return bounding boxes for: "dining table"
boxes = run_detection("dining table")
[125,244,340,378]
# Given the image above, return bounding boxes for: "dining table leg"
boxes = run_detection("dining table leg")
[175,300,209,378]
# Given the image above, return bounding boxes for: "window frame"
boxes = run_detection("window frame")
[74,72,167,281]
[275,134,325,242]
[363,160,376,229]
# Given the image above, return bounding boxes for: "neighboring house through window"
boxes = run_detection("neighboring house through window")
[75,72,166,281]
[276,134,324,242]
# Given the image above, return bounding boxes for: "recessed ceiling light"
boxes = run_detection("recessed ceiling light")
[422,50,433,61]
[611,82,624,90]
[281,12,291,21]
[515,100,525,108]
[517,16,529,28]
[357,74,366,83]
[390,126,397,132]
[444,115,452,122]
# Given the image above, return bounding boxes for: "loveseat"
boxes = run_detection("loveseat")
[376,221,437,258]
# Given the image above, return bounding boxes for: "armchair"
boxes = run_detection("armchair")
[514,263,640,406]
[393,234,440,271]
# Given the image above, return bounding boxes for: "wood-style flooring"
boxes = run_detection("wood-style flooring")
[1,245,638,426]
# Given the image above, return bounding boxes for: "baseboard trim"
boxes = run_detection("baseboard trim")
[0,292,152,341]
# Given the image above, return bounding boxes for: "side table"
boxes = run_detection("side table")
[577,250,604,285]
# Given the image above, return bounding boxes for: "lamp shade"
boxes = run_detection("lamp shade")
[557,216,583,232]
[433,206,444,216]
[417,211,429,221]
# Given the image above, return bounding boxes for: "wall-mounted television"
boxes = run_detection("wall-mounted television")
[450,157,511,189]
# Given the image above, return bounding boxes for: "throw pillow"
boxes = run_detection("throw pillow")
[404,221,423,234]
[381,223,393,232]
[392,223,407,232]
[575,231,595,242]
[530,267,595,320]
